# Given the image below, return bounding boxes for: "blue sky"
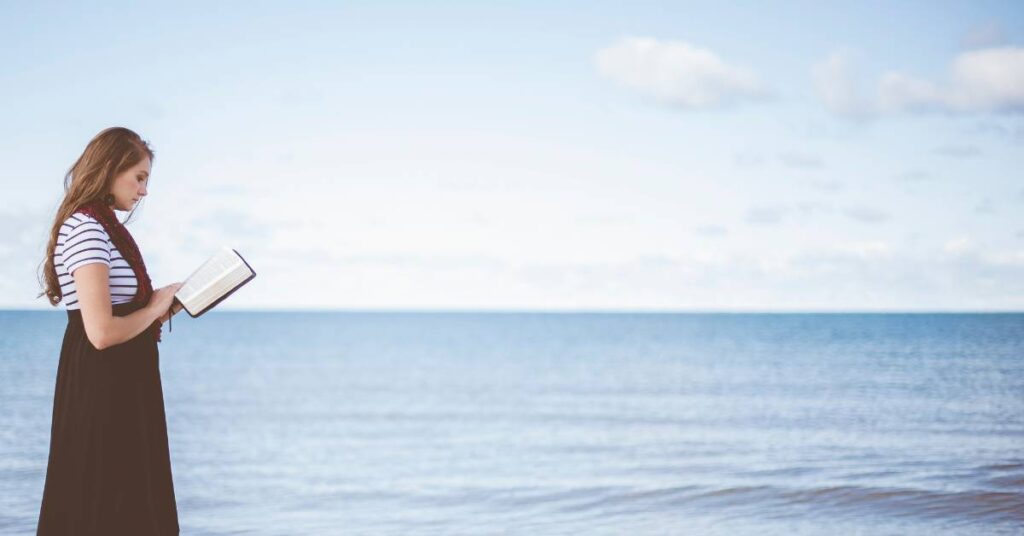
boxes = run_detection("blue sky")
[2,1,1023,310]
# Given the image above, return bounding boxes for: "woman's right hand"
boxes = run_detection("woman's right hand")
[148,282,184,319]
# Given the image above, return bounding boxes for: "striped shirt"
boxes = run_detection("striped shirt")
[55,213,138,310]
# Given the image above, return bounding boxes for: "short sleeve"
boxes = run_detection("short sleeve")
[61,216,111,276]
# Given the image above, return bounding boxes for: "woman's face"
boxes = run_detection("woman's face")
[109,156,151,211]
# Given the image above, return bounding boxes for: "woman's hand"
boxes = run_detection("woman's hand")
[149,282,184,323]
[157,308,175,324]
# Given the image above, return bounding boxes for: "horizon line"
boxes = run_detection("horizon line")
[2,307,1023,315]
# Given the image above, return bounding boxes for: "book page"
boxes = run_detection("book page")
[175,248,253,315]
[186,264,252,314]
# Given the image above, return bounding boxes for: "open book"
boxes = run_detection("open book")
[170,247,256,319]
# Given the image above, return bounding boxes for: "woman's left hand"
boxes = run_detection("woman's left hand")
[157,308,175,325]
[156,293,183,325]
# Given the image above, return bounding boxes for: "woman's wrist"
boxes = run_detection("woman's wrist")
[143,301,163,323]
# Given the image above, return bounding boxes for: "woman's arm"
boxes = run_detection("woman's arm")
[74,263,164,350]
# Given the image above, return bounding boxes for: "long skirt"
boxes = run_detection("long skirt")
[37,302,179,535]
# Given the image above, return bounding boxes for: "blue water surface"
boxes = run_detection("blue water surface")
[2,312,1022,535]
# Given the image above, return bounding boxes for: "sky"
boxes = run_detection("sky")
[1,1,1023,311]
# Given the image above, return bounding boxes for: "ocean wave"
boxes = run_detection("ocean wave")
[528,483,1024,524]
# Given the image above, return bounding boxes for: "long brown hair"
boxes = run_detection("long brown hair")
[38,127,155,306]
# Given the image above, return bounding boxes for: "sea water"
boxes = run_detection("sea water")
[1,312,1022,535]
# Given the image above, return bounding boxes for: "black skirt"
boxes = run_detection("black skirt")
[37,301,179,535]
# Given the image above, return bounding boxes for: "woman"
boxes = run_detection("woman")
[37,127,183,535]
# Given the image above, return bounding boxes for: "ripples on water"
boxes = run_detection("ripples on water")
[1,312,1022,535]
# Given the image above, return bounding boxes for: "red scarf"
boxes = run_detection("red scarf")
[75,201,162,342]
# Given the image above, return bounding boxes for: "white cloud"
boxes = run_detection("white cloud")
[806,178,844,192]
[594,37,768,109]
[694,224,728,237]
[743,202,837,226]
[842,205,890,224]
[943,236,972,255]
[877,71,948,112]
[933,144,981,158]
[945,47,1024,111]
[818,46,1024,116]
[813,49,873,118]
[0,207,55,307]
[985,249,1024,266]
[974,197,995,214]
[970,118,1024,143]
[833,240,892,258]
[505,245,1024,311]
[733,150,765,167]
[794,201,830,216]
[896,170,932,182]
[744,205,787,225]
[778,151,824,169]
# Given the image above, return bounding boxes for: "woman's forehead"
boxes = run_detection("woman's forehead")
[134,156,152,173]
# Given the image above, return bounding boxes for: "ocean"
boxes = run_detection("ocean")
[1,311,1022,535]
